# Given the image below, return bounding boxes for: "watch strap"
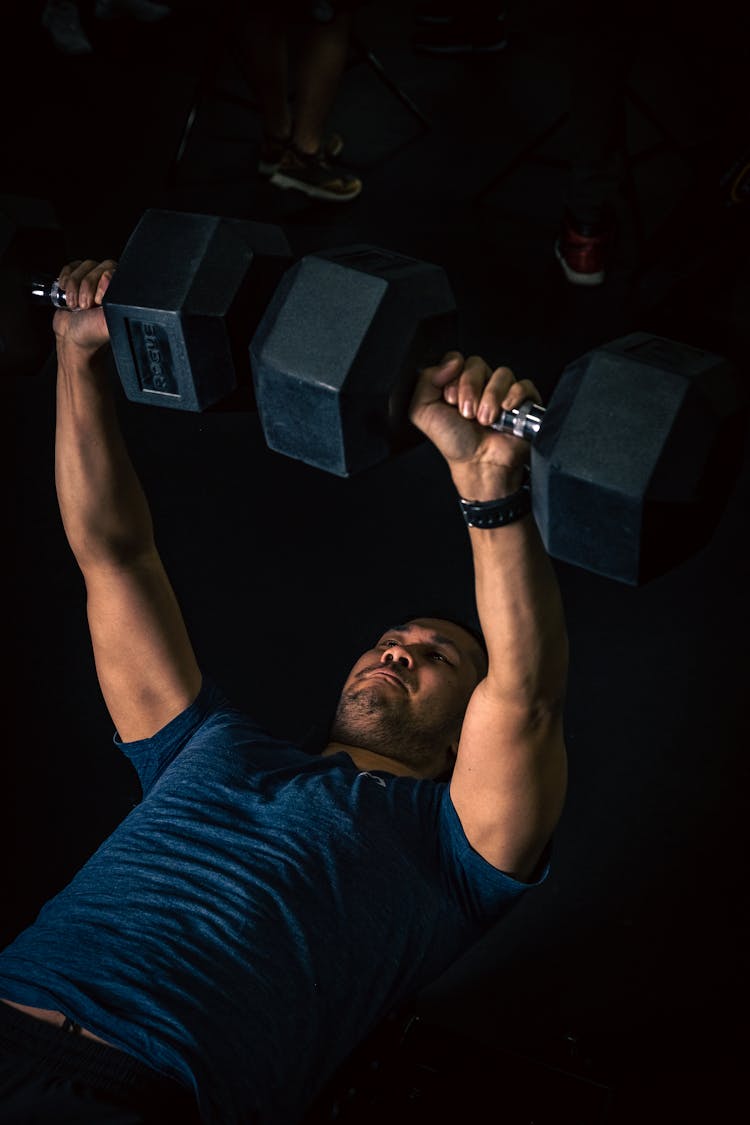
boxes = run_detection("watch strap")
[458,477,531,529]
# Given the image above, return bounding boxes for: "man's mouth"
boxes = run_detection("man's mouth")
[362,668,410,693]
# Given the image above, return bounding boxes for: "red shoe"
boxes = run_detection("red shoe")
[555,210,612,286]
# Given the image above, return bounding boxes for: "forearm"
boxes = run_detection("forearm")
[55,340,155,570]
[452,461,569,715]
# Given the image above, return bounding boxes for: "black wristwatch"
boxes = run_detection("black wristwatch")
[458,473,532,529]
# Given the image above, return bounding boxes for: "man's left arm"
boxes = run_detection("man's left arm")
[410,353,569,882]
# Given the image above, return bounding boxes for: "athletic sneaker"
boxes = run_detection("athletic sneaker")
[269,144,362,202]
[41,1,94,54]
[258,131,344,178]
[554,210,613,286]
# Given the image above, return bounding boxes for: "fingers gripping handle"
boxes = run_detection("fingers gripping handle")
[490,400,546,442]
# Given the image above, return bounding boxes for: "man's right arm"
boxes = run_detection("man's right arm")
[54,259,202,742]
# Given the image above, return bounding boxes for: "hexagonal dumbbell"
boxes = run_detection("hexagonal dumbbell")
[34,208,293,412]
[490,332,747,584]
[249,243,459,477]
[250,248,748,585]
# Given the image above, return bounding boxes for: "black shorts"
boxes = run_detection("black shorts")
[0,1003,201,1124]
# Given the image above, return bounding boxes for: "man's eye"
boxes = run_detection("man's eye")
[430,651,449,664]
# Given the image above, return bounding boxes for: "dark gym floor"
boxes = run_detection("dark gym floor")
[5,2,750,1122]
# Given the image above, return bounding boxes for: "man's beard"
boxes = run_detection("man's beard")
[329,683,460,773]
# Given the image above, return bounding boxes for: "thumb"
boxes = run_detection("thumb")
[411,352,464,408]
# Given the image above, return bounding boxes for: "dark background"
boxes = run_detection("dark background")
[4,2,750,1121]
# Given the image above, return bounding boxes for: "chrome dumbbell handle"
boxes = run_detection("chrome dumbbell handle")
[489,399,546,442]
[30,275,68,308]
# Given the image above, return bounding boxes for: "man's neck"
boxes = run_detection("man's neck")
[321,741,422,778]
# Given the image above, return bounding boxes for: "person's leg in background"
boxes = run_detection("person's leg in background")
[244,2,295,158]
[292,2,351,155]
[244,0,362,201]
[554,1,641,285]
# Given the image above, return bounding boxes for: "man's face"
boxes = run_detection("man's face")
[329,618,487,777]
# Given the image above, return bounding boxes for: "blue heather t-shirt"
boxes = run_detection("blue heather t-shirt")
[0,679,547,1124]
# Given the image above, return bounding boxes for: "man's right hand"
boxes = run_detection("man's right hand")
[53,259,117,352]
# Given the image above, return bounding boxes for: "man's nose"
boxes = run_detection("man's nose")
[381,646,412,668]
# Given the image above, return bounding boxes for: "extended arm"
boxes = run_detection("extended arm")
[53,259,202,742]
[410,353,568,880]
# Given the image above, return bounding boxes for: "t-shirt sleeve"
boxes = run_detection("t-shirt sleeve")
[113,677,230,794]
[439,789,550,919]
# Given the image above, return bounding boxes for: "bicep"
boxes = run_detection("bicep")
[449,679,568,881]
[83,550,202,743]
